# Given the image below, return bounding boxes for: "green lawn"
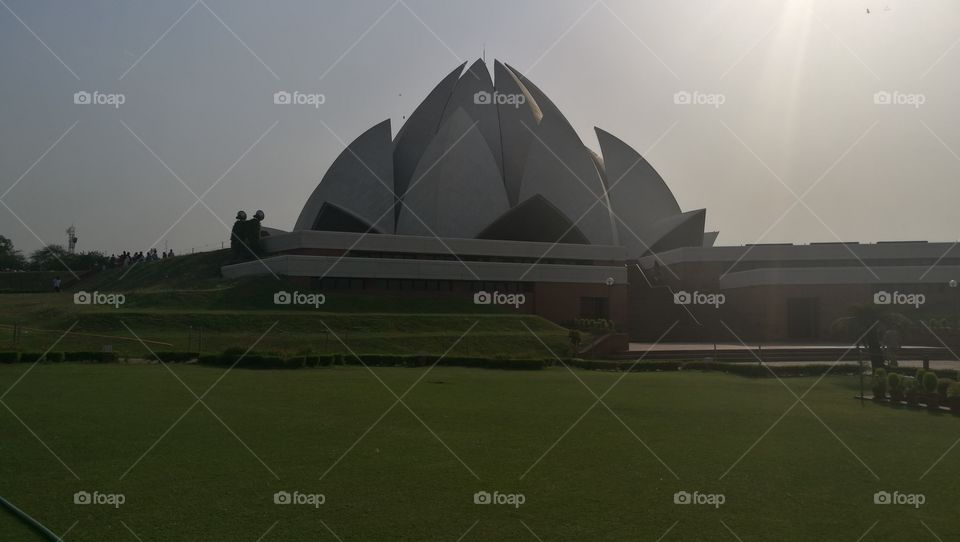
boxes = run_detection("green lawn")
[1,250,575,358]
[1,365,958,541]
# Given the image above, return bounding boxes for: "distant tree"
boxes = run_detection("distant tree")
[0,235,26,270]
[29,244,70,270]
[568,329,582,354]
[830,304,913,369]
[28,244,108,271]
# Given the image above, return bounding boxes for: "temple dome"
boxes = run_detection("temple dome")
[297,59,708,258]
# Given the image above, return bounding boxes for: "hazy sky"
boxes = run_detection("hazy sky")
[1,0,958,255]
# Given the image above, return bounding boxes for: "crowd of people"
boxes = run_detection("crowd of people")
[108,248,175,268]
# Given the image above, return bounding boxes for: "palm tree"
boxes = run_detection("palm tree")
[830,304,914,369]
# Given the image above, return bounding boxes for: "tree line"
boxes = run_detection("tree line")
[0,235,109,271]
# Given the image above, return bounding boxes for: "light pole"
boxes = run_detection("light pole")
[604,276,615,331]
[950,279,958,331]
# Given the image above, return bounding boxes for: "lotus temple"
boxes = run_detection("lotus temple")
[224,59,960,343]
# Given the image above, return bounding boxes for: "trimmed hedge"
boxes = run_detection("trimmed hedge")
[569,359,863,378]
[886,367,958,380]
[0,352,21,363]
[18,352,65,363]
[153,351,200,363]
[62,351,116,363]
[196,351,551,370]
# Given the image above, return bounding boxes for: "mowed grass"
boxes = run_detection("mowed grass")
[0,292,572,358]
[1,365,958,541]
[1,249,574,358]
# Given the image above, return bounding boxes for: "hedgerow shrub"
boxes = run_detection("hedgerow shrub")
[873,368,887,399]
[154,351,199,363]
[0,352,21,363]
[938,378,953,398]
[948,382,960,399]
[198,354,219,366]
[63,351,115,363]
[923,372,939,393]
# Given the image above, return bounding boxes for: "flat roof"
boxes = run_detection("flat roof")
[222,254,629,284]
[720,265,960,288]
[639,241,960,266]
[263,230,628,261]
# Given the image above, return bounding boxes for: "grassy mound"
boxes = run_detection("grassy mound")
[0,251,574,358]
